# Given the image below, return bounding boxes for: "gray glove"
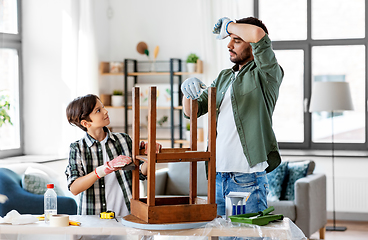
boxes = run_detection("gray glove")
[213,17,233,40]
[181,77,207,100]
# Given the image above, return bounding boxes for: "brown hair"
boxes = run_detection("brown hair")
[236,17,268,35]
[66,94,100,132]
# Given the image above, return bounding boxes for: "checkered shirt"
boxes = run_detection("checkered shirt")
[65,127,146,215]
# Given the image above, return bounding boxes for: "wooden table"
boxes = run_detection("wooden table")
[0,216,305,240]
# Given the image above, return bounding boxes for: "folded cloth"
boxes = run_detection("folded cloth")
[2,210,39,225]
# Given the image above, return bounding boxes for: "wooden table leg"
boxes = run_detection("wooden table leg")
[319,226,326,239]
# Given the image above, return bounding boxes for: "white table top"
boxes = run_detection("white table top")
[0,215,306,239]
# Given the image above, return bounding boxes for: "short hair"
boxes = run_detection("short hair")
[66,94,100,132]
[236,17,268,35]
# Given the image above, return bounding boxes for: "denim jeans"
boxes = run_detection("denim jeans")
[216,171,269,217]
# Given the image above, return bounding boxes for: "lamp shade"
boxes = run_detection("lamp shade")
[309,82,354,112]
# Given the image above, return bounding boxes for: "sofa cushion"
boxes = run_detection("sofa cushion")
[165,162,208,196]
[21,167,64,196]
[267,161,288,201]
[306,160,315,175]
[283,161,310,200]
[268,200,296,221]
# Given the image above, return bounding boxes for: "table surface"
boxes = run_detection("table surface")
[0,215,304,239]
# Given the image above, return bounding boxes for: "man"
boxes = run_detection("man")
[181,17,283,216]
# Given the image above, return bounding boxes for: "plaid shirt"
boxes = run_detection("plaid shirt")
[65,127,146,215]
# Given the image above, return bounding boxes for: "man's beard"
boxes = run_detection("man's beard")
[229,47,253,66]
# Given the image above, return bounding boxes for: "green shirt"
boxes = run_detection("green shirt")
[196,34,283,173]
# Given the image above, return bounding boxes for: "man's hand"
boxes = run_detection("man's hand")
[181,77,207,100]
[94,155,132,178]
[213,17,233,40]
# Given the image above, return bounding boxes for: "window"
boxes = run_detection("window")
[273,50,305,143]
[259,0,367,150]
[311,46,365,144]
[0,0,23,158]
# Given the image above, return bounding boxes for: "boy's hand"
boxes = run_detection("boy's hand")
[140,141,162,154]
[109,155,132,168]
[94,155,132,178]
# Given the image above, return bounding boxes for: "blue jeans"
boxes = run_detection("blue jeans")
[216,171,269,217]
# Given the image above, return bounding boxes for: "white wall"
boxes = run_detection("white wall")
[22,0,73,156]
[103,0,203,62]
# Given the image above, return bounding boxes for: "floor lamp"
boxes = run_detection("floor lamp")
[309,81,353,231]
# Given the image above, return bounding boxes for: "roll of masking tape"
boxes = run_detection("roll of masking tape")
[50,214,69,227]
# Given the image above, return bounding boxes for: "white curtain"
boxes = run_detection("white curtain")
[198,0,254,145]
[62,0,98,97]
[61,0,99,155]
[76,0,99,96]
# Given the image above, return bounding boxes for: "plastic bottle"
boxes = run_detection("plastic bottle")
[44,183,57,223]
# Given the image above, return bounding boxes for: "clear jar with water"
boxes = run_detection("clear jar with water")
[44,183,57,223]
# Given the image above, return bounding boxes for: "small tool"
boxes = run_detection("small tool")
[100,211,118,222]
[229,206,283,226]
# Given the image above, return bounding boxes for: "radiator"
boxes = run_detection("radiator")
[328,177,368,213]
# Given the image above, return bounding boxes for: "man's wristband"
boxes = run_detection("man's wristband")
[225,20,233,35]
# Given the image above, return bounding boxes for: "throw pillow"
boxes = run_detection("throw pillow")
[21,167,64,196]
[284,161,310,200]
[267,161,288,201]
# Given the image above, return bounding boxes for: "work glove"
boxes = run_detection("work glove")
[140,141,162,154]
[213,17,233,40]
[95,155,132,178]
[181,77,207,100]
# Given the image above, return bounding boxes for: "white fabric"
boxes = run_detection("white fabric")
[1,210,38,225]
[216,83,268,173]
[61,0,99,156]
[100,135,129,217]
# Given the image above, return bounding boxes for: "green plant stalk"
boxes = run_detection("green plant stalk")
[0,95,13,127]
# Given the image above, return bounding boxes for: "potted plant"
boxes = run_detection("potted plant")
[111,90,124,107]
[0,94,13,127]
[186,53,199,73]
[185,122,191,141]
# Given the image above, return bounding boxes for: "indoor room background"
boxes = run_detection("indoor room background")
[1,0,368,223]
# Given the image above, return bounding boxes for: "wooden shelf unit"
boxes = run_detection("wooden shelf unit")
[99,61,203,76]
[106,106,183,110]
[99,59,202,148]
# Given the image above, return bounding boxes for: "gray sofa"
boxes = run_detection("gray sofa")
[150,161,326,239]
[269,172,327,239]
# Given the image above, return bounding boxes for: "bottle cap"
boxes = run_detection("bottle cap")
[47,184,54,189]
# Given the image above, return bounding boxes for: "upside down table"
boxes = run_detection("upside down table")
[0,215,306,240]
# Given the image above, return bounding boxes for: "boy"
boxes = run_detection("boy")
[65,94,160,216]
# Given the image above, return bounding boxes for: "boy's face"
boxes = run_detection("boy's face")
[82,99,110,130]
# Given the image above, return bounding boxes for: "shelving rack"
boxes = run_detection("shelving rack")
[99,59,202,147]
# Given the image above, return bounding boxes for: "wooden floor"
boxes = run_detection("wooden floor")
[310,220,368,240]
